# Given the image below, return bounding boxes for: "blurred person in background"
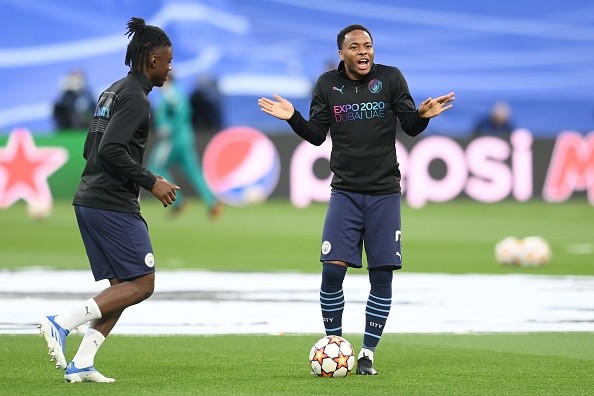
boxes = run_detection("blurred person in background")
[472,100,514,138]
[189,73,223,135]
[52,69,96,131]
[258,24,455,376]
[39,17,179,383]
[148,73,223,219]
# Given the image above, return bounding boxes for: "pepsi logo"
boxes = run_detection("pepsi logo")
[202,126,280,206]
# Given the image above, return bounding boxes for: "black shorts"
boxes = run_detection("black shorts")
[74,205,155,281]
[320,189,402,270]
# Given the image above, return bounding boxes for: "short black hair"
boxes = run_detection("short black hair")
[337,24,373,50]
[125,17,172,73]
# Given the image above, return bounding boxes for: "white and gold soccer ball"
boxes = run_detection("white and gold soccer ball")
[309,335,355,377]
[494,236,522,266]
[27,200,53,220]
[517,236,551,267]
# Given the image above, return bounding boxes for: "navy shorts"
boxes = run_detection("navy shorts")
[320,189,402,270]
[74,205,155,281]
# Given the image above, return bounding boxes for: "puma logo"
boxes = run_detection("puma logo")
[333,85,344,94]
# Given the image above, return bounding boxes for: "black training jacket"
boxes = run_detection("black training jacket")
[73,71,157,213]
[287,61,429,194]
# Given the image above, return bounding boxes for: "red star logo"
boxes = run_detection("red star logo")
[0,128,68,208]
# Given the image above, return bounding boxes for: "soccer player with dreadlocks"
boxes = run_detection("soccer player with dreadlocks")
[39,17,178,383]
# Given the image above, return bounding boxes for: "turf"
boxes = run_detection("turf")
[0,198,592,275]
[1,199,592,394]
[0,333,591,395]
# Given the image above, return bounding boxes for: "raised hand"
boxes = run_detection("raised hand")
[418,92,456,119]
[258,94,295,120]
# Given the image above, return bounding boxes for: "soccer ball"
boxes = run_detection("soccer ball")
[517,236,551,267]
[309,335,355,377]
[495,235,551,267]
[27,200,52,220]
[494,236,522,265]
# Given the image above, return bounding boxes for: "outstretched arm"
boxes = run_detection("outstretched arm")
[258,94,295,120]
[418,92,456,119]
[257,93,328,146]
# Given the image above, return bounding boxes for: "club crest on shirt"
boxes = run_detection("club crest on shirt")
[368,79,382,94]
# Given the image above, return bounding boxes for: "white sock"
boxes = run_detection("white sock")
[54,298,102,331]
[358,347,374,362]
[71,328,105,368]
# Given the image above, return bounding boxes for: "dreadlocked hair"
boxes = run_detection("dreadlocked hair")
[125,17,172,73]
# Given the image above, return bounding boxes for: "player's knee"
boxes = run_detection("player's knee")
[133,273,155,302]
[322,262,347,286]
[369,268,393,289]
[142,281,155,300]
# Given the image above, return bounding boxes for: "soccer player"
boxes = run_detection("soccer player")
[258,24,455,375]
[39,17,179,383]
[147,73,223,220]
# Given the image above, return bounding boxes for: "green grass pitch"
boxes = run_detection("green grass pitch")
[0,333,592,395]
[0,198,592,394]
[1,198,592,274]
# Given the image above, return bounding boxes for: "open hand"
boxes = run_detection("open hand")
[258,94,295,120]
[418,92,455,119]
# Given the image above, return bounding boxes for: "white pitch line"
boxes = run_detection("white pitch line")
[1,270,593,335]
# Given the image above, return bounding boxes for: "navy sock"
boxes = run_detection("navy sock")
[363,269,393,351]
[320,263,347,336]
